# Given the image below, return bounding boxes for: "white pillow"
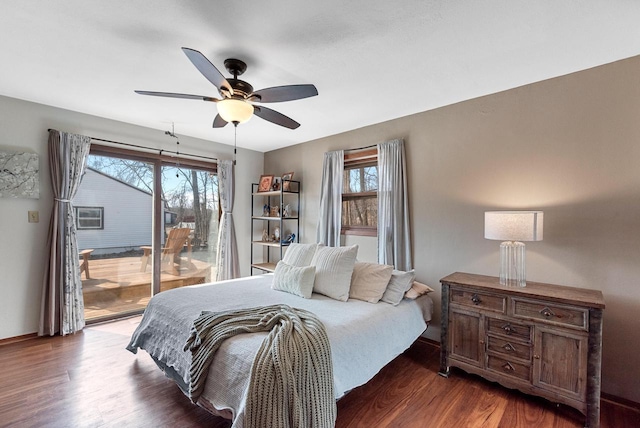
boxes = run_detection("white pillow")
[349,262,394,303]
[404,281,435,300]
[311,245,358,301]
[381,269,416,305]
[282,243,318,267]
[271,261,316,299]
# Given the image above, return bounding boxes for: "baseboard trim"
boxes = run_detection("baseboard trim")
[0,332,38,346]
[601,392,640,413]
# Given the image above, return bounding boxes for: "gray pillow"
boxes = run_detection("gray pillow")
[381,269,416,305]
[271,261,316,299]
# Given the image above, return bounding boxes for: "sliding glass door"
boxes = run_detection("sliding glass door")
[158,164,218,292]
[74,147,218,322]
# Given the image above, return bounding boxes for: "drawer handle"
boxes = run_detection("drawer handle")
[471,294,482,305]
[540,307,556,318]
[502,362,515,372]
[502,324,514,335]
[503,343,516,352]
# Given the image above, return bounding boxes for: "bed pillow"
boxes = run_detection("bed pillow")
[349,262,394,303]
[381,269,416,305]
[282,243,319,267]
[271,261,316,299]
[310,245,358,301]
[404,281,435,300]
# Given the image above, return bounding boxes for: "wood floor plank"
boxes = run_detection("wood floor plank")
[0,317,637,427]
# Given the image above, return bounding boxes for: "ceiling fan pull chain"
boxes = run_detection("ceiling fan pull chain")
[233,123,238,166]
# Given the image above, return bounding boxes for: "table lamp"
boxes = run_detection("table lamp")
[485,211,543,287]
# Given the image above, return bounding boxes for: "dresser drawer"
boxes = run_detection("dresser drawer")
[487,317,531,342]
[487,335,532,361]
[450,289,506,313]
[512,298,588,330]
[486,355,531,382]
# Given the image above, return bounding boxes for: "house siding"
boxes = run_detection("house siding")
[73,169,155,255]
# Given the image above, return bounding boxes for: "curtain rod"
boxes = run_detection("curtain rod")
[47,129,218,162]
[345,143,377,152]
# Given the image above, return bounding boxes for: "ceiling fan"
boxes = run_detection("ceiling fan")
[135,47,318,129]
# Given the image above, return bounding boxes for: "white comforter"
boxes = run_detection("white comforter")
[127,274,432,427]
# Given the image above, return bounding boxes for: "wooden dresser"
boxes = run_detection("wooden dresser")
[439,272,605,428]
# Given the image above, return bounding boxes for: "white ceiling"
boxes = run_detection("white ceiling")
[1,1,639,152]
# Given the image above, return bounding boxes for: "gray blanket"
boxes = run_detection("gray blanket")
[184,304,336,428]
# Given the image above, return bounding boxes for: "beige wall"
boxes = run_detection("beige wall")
[0,95,263,340]
[264,55,640,402]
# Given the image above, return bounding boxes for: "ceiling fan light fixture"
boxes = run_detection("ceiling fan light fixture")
[217,98,253,124]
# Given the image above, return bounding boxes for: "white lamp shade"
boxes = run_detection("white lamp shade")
[485,211,543,242]
[217,99,253,124]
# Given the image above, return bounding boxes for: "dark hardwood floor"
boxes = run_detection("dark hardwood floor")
[0,316,638,427]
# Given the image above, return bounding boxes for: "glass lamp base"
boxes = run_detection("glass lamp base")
[500,241,526,287]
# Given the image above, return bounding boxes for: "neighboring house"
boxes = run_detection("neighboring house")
[73,168,160,256]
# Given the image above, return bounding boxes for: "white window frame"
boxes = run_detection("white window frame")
[75,206,104,230]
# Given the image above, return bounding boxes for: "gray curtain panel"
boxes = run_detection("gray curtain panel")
[377,139,412,271]
[215,160,240,281]
[39,130,91,336]
[316,150,344,246]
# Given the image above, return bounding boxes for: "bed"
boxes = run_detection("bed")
[127,272,433,427]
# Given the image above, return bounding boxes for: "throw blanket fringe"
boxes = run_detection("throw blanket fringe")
[185,304,336,428]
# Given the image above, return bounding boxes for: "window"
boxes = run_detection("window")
[76,207,104,230]
[341,149,378,236]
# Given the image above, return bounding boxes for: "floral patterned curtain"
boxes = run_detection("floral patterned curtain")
[215,160,240,281]
[39,130,91,336]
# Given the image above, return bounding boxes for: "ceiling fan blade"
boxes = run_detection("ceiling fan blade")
[213,114,228,128]
[135,90,219,102]
[253,106,300,129]
[181,47,233,96]
[249,84,318,103]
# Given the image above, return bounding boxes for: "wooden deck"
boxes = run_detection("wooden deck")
[82,254,214,321]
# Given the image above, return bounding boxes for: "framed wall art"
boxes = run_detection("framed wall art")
[0,150,39,199]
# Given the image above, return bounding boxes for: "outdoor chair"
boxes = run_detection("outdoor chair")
[79,249,94,279]
[140,228,193,275]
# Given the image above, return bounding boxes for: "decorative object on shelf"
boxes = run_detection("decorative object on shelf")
[282,204,291,218]
[262,204,270,217]
[258,175,274,192]
[274,227,280,241]
[272,178,280,191]
[261,229,269,242]
[281,172,294,191]
[270,205,280,217]
[281,233,296,245]
[484,211,543,287]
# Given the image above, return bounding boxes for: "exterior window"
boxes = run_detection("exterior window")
[341,158,378,236]
[76,207,104,230]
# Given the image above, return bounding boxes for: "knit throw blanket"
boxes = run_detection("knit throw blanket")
[184,304,336,428]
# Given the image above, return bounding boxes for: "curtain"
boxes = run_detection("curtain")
[39,130,91,336]
[215,160,240,281]
[316,150,344,246]
[377,139,412,271]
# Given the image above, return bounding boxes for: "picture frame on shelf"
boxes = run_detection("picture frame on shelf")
[281,172,294,191]
[258,175,274,192]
